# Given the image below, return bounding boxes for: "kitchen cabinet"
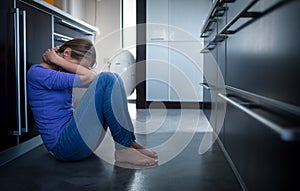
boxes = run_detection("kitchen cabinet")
[201,0,228,138]
[146,0,168,42]
[169,42,203,101]
[226,0,300,107]
[146,0,207,102]
[220,88,300,190]
[0,0,52,152]
[201,0,300,190]
[146,42,169,101]
[0,0,97,154]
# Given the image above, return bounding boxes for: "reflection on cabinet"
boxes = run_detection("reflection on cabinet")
[201,0,300,190]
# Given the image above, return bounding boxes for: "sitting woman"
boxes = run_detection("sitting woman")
[27,38,157,166]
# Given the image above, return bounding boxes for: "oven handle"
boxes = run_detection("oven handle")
[55,18,94,35]
[53,33,73,43]
[218,93,300,142]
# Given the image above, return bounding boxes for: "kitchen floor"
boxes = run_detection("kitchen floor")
[0,105,242,191]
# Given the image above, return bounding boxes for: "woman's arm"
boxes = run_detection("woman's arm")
[42,48,97,87]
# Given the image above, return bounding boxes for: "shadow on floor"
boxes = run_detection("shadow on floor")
[0,133,241,191]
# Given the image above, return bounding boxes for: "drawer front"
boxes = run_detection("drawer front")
[226,0,252,25]
[203,46,218,127]
[206,22,218,44]
[202,77,212,120]
[221,91,300,190]
[203,46,218,87]
[226,1,300,106]
[216,40,226,85]
[217,3,227,32]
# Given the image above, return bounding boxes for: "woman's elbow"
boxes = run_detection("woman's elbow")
[81,73,97,87]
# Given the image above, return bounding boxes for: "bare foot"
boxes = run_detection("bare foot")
[115,147,158,166]
[131,141,158,158]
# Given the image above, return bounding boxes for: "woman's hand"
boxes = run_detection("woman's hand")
[42,46,97,87]
[42,46,60,64]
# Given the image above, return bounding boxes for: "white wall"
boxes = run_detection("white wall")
[62,0,122,73]
[123,0,136,58]
[61,0,86,20]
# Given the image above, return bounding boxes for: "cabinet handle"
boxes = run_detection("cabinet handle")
[200,0,235,38]
[199,83,217,90]
[150,37,165,41]
[220,0,292,35]
[220,0,260,34]
[201,34,227,52]
[11,8,22,136]
[200,18,217,38]
[21,10,28,133]
[218,93,300,142]
[56,18,94,35]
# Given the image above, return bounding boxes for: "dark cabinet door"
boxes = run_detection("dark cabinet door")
[222,92,300,190]
[216,43,226,142]
[202,19,218,123]
[226,1,300,106]
[17,1,52,143]
[0,1,52,152]
[0,0,22,151]
[18,1,52,66]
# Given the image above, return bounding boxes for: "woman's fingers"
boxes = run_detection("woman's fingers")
[53,46,61,52]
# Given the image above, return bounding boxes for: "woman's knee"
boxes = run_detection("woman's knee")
[98,72,117,84]
[96,72,124,91]
[100,72,120,80]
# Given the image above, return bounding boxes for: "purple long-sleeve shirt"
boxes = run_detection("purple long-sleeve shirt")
[27,64,82,150]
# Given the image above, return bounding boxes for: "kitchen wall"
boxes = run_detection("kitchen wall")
[55,0,122,72]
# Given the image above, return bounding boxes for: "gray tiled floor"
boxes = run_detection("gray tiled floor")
[0,107,242,191]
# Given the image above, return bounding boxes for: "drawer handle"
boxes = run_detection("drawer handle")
[218,93,300,142]
[220,0,292,35]
[201,0,235,38]
[201,34,227,52]
[199,83,214,90]
[150,37,165,41]
[200,19,217,38]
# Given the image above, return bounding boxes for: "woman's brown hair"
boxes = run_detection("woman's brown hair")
[57,38,97,69]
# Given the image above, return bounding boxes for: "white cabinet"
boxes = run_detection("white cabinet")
[169,42,203,101]
[146,42,169,101]
[169,0,202,41]
[146,0,169,41]
[146,0,207,102]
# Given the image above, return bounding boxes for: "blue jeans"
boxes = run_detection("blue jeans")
[51,72,136,161]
